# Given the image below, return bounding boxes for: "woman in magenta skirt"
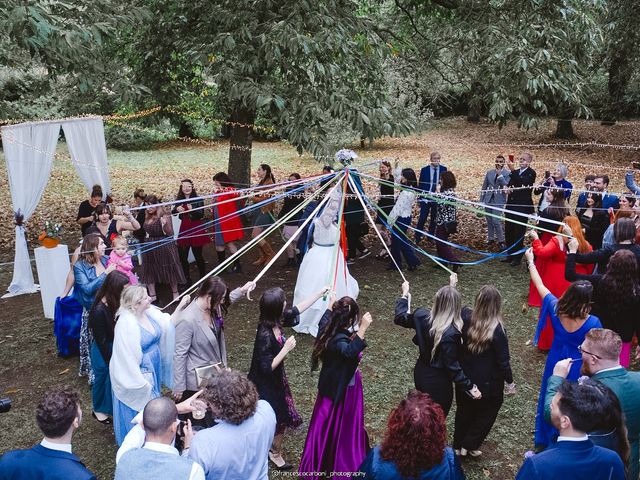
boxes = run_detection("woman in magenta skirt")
[299,295,372,478]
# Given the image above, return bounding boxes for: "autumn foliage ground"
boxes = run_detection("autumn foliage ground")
[0,118,639,479]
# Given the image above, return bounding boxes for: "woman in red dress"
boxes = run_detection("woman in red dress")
[173,179,211,285]
[529,215,593,350]
[212,172,244,273]
[527,189,570,306]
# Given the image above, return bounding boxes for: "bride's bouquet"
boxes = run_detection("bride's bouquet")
[334,149,358,167]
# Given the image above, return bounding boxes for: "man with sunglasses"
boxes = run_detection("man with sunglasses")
[544,328,640,480]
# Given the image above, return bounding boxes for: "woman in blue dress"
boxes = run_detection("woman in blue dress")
[525,247,602,450]
[109,284,190,445]
[74,233,117,382]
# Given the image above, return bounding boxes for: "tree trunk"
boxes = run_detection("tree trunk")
[227,103,256,188]
[466,104,480,123]
[602,52,632,125]
[466,82,482,122]
[178,121,195,139]
[554,119,575,139]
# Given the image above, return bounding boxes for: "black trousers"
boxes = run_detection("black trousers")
[453,388,503,450]
[504,204,533,262]
[345,223,365,259]
[178,246,205,281]
[414,365,454,417]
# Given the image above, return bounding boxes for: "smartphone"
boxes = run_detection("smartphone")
[544,171,551,179]
[508,154,514,162]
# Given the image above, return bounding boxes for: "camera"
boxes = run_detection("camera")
[0,398,11,413]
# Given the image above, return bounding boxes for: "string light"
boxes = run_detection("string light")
[477,140,640,152]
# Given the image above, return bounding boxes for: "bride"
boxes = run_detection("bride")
[293,181,359,336]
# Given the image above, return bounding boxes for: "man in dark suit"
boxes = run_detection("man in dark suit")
[0,386,95,480]
[502,152,536,266]
[415,151,447,243]
[592,174,620,210]
[545,328,640,480]
[517,380,625,480]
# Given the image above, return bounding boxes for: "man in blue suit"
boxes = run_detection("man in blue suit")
[416,151,447,243]
[516,380,625,480]
[593,174,620,210]
[0,387,95,480]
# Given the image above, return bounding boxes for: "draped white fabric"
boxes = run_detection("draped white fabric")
[2,122,61,296]
[62,118,111,198]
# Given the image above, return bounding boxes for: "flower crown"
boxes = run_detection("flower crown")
[335,149,358,167]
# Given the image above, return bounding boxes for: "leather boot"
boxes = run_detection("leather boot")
[262,241,275,265]
[252,244,266,266]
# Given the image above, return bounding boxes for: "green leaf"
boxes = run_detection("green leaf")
[224,35,235,50]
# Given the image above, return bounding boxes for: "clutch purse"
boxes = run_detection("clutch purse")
[195,363,223,387]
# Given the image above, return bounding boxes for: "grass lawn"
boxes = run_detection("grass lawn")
[0,118,637,479]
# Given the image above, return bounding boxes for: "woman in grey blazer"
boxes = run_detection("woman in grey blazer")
[172,276,254,401]
[480,155,510,249]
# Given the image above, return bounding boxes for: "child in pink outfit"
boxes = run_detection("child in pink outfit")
[107,235,138,284]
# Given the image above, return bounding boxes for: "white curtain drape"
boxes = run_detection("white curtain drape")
[2,122,61,297]
[62,118,111,198]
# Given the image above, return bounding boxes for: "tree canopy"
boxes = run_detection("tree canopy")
[2,0,640,177]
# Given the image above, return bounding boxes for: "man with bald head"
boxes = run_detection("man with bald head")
[502,152,536,266]
[115,396,204,480]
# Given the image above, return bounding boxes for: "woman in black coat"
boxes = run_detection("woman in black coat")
[453,285,515,457]
[394,274,481,416]
[247,286,327,471]
[87,271,130,424]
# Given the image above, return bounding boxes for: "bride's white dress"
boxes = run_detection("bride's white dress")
[293,218,359,336]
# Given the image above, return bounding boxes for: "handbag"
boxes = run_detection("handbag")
[54,296,83,357]
[195,363,223,387]
[444,221,458,235]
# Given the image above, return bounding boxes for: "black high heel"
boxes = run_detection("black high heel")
[92,411,112,425]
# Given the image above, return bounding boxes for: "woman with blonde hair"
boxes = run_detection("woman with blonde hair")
[528,216,594,350]
[109,284,190,445]
[453,286,515,457]
[394,274,481,416]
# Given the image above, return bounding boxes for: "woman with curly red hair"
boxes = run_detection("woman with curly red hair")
[359,390,465,479]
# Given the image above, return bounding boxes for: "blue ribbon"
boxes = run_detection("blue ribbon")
[353,180,526,265]
[131,174,334,257]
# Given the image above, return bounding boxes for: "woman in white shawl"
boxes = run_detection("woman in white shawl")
[110,285,189,445]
